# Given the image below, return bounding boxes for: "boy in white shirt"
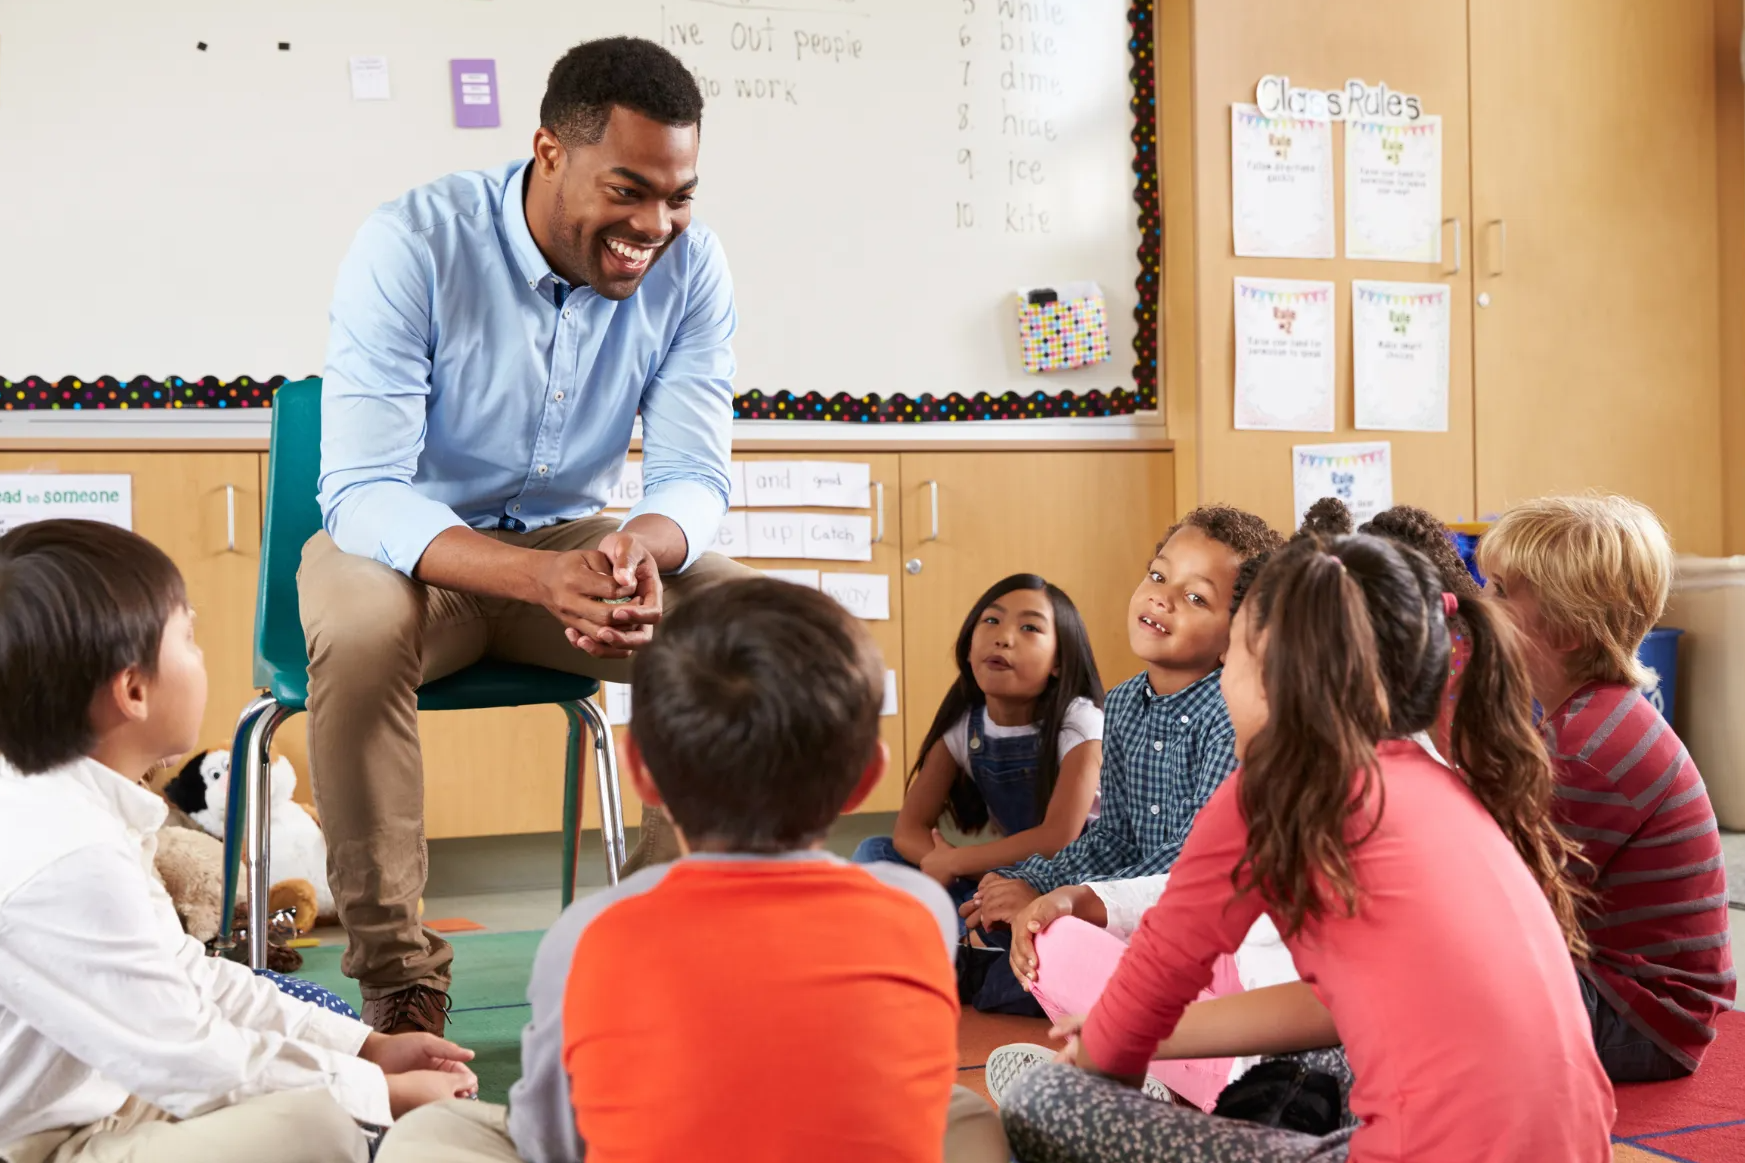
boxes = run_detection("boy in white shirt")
[0,520,478,1163]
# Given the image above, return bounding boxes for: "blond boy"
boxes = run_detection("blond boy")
[1480,495,1734,1081]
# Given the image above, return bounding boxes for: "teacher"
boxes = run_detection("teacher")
[303,37,744,1037]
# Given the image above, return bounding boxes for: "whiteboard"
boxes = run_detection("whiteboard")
[0,0,1141,405]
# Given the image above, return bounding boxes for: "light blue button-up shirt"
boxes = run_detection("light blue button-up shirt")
[318,159,736,576]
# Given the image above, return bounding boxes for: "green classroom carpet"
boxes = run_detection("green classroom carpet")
[297,930,542,1105]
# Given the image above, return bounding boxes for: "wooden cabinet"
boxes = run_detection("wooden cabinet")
[0,451,262,762]
[1469,0,1724,553]
[1176,0,1477,531]
[1161,0,1727,551]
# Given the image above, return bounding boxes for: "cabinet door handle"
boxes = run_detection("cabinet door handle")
[872,481,885,544]
[1489,219,1507,277]
[923,480,940,542]
[224,484,238,553]
[1445,217,1461,275]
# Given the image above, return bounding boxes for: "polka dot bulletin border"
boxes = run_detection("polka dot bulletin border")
[2,8,1161,421]
[2,375,281,411]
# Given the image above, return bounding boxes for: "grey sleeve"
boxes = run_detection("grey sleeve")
[858,861,960,964]
[505,865,675,1163]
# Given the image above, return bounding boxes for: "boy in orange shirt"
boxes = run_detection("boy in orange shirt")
[380,577,1006,1163]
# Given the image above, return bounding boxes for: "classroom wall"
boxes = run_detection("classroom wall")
[1719,0,1745,556]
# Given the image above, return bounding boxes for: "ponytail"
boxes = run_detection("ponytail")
[1235,547,1391,937]
[1447,593,1592,956]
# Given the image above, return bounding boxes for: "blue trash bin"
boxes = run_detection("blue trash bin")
[1636,627,1683,722]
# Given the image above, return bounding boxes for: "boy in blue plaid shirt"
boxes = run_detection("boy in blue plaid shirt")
[957,507,1281,1011]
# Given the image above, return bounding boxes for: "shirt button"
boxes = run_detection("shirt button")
[554,391,565,401]
[512,504,521,513]
[1179,715,1191,725]
[562,309,571,319]
[1152,740,1164,752]
[537,465,549,475]
[1150,804,1161,815]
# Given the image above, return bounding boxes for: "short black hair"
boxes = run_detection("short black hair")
[630,577,885,852]
[1158,504,1285,565]
[540,36,704,148]
[0,520,187,774]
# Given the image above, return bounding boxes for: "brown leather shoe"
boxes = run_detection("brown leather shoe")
[362,985,452,1037]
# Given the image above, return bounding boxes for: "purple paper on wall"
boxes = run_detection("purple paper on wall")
[450,59,500,128]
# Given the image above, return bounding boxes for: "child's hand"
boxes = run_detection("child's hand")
[970,874,1041,927]
[1009,887,1090,987]
[1049,1014,1087,1064]
[361,1031,476,1076]
[386,1067,480,1118]
[918,828,959,886]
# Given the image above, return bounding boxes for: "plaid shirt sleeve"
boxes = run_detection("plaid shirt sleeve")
[1001,714,1141,894]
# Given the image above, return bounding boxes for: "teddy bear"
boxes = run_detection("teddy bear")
[151,820,318,972]
[164,749,334,920]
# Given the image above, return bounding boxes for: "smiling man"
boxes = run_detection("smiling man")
[304,37,746,1036]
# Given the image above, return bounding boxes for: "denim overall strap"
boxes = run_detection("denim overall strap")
[967,704,1045,836]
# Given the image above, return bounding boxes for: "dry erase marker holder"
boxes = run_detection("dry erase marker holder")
[1016,283,1113,374]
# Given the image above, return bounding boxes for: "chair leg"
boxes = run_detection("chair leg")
[559,705,584,909]
[216,695,276,956]
[570,697,625,888]
[245,703,296,970]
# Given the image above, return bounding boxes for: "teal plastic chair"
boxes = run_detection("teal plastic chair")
[216,378,623,968]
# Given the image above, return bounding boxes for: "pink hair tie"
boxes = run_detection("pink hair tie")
[1442,592,1459,617]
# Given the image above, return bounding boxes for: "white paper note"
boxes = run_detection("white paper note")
[762,568,821,589]
[603,460,643,511]
[349,55,391,101]
[709,510,750,558]
[1353,281,1451,432]
[0,474,132,535]
[603,683,632,727]
[802,514,873,562]
[820,572,891,620]
[747,512,806,559]
[744,462,804,507]
[1231,105,1335,259]
[800,462,871,509]
[1292,442,1393,529]
[1346,117,1442,263]
[1234,278,1336,432]
[882,670,899,717]
[727,461,747,508]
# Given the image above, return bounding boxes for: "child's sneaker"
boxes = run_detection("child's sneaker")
[984,1042,1173,1106]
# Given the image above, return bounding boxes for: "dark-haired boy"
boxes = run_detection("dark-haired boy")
[308,34,751,1032]
[962,507,1283,1010]
[378,578,1008,1163]
[0,521,477,1163]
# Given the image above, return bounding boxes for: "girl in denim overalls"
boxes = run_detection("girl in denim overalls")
[853,574,1105,923]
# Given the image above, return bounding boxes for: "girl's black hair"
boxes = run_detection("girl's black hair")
[910,574,1105,831]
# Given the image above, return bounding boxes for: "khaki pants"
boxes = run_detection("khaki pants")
[298,518,748,998]
[377,1087,1011,1163]
[0,1093,369,1163]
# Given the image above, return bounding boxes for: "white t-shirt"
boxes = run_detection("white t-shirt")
[941,696,1104,774]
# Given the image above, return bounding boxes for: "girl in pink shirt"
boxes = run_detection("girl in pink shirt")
[999,534,1614,1163]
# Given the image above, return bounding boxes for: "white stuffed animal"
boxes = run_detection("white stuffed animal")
[163,749,334,919]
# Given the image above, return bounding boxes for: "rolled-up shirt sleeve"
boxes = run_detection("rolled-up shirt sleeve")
[317,211,468,575]
[626,229,736,571]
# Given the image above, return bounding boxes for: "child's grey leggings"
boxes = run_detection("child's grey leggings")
[1001,1063,1356,1163]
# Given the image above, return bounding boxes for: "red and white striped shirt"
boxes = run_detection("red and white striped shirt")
[1546,682,1736,1071]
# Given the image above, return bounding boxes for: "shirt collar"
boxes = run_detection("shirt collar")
[501,159,557,294]
[50,756,168,835]
[1138,667,1224,709]
[680,849,844,866]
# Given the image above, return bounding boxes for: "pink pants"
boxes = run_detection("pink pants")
[1027,917,1244,1112]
